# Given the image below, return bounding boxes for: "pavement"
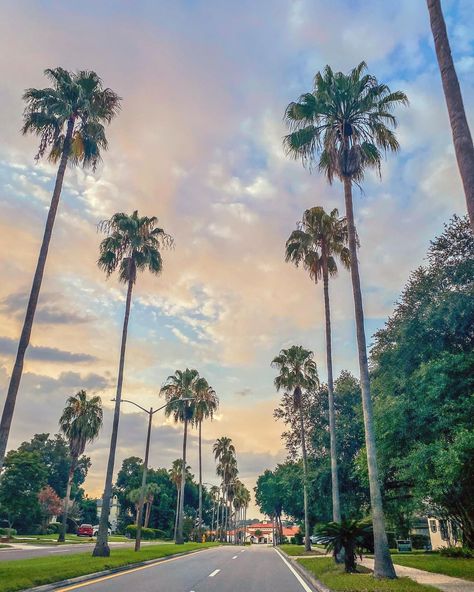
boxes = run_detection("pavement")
[27,545,316,592]
[360,557,474,592]
[0,541,146,561]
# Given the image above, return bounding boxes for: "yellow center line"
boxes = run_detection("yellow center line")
[54,553,194,592]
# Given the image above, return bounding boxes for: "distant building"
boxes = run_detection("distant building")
[96,496,120,532]
[246,521,300,544]
[427,517,461,550]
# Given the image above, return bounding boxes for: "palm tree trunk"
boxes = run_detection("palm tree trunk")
[176,417,188,544]
[215,497,220,541]
[0,117,75,471]
[58,462,75,543]
[144,501,151,528]
[299,405,311,552]
[93,278,134,557]
[198,420,203,540]
[342,177,396,579]
[322,259,341,523]
[427,0,474,233]
[174,487,180,541]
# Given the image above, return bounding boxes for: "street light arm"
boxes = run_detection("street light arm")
[152,397,195,415]
[112,398,150,414]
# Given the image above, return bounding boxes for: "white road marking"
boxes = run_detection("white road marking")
[208,569,221,577]
[232,555,238,559]
[274,549,314,592]
[240,549,245,553]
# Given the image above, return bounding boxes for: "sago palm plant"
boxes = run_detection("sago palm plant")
[284,62,407,578]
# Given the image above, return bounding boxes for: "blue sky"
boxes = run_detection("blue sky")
[0,0,472,515]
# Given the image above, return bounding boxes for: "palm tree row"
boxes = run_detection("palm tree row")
[212,436,250,543]
[161,368,219,544]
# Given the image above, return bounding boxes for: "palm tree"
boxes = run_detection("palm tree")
[0,68,120,471]
[193,381,219,538]
[161,368,201,544]
[209,485,220,540]
[213,436,237,541]
[286,206,350,523]
[426,0,474,232]
[93,211,172,557]
[283,62,407,578]
[169,459,191,540]
[317,519,373,573]
[58,390,103,542]
[271,345,318,552]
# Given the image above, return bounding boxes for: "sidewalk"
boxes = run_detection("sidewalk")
[360,558,474,592]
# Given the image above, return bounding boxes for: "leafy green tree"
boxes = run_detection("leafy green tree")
[286,206,350,523]
[272,345,319,551]
[161,368,202,544]
[192,379,218,538]
[79,497,98,526]
[58,390,102,541]
[284,62,407,578]
[0,69,120,470]
[94,211,172,557]
[0,450,47,531]
[427,0,474,232]
[371,215,474,548]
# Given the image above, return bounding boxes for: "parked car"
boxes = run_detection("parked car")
[77,524,93,537]
[92,525,112,536]
[310,535,324,544]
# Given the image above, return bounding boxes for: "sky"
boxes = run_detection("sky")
[0,0,473,518]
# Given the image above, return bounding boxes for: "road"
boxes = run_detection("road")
[48,545,315,592]
[0,541,148,561]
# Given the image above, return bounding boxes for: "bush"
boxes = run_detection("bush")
[439,546,473,558]
[294,531,304,545]
[125,525,166,540]
[47,523,61,534]
[290,536,296,544]
[0,527,17,536]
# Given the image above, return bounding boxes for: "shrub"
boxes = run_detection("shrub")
[290,536,296,545]
[47,523,61,534]
[125,525,166,540]
[439,546,473,558]
[294,531,304,545]
[0,527,17,537]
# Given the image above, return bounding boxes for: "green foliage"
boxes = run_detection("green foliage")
[317,519,373,572]
[370,215,474,547]
[124,525,167,540]
[22,67,120,169]
[0,528,17,536]
[439,546,473,559]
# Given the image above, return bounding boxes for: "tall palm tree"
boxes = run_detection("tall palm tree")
[93,211,172,557]
[426,0,474,232]
[210,485,220,539]
[58,390,102,542]
[161,368,201,544]
[286,206,350,523]
[283,62,407,578]
[193,381,219,538]
[213,436,237,541]
[169,459,191,540]
[0,68,120,470]
[271,345,318,552]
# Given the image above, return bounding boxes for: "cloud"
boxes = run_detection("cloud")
[0,337,96,363]
[1,291,95,325]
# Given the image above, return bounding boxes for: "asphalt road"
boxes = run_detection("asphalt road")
[0,541,145,561]
[51,545,315,592]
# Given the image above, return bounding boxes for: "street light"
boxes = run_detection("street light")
[112,396,194,551]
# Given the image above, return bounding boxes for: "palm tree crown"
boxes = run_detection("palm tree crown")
[284,61,408,182]
[286,206,350,282]
[271,345,319,405]
[98,211,173,285]
[193,380,219,425]
[22,67,121,169]
[59,390,103,459]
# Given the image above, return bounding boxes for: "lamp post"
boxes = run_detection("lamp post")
[114,397,193,551]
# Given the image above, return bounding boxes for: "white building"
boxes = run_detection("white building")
[96,496,120,532]
[428,517,461,550]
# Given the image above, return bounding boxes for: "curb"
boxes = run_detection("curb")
[24,547,214,592]
[277,549,332,592]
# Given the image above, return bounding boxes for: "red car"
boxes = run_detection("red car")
[77,524,93,537]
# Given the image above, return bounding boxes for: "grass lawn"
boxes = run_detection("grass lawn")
[0,542,219,592]
[298,557,438,592]
[0,544,12,549]
[13,534,130,545]
[279,544,325,556]
[391,554,474,582]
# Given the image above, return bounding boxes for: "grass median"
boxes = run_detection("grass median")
[390,554,474,582]
[0,542,219,592]
[279,544,325,556]
[297,557,438,592]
